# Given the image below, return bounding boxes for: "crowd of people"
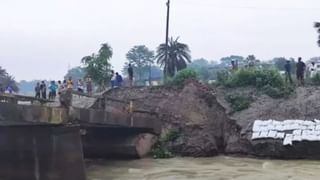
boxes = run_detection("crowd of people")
[0,85,13,94]
[109,64,133,88]
[34,77,93,100]
[34,67,131,100]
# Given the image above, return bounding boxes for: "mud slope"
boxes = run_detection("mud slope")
[217,86,320,159]
[100,81,231,157]
[98,82,320,159]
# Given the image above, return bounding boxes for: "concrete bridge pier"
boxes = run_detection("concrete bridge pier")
[0,124,86,180]
[81,127,158,158]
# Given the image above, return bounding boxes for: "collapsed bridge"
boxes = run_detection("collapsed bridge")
[0,91,160,180]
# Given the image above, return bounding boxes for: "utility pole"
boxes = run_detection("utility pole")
[164,0,170,77]
[315,22,320,46]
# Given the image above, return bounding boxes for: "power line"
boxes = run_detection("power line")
[180,0,320,10]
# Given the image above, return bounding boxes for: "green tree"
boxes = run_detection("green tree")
[64,66,86,81]
[220,55,245,67]
[188,58,215,82]
[156,37,191,77]
[122,64,162,80]
[126,45,154,81]
[246,55,259,67]
[0,66,19,92]
[81,43,113,88]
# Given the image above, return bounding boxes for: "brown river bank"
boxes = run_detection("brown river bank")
[86,156,320,180]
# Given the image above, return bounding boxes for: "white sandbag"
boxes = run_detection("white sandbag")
[291,123,301,130]
[284,120,294,125]
[251,132,261,140]
[295,120,305,125]
[293,129,302,135]
[267,124,275,131]
[315,125,320,131]
[304,134,318,141]
[259,125,269,132]
[283,134,293,146]
[307,125,316,130]
[252,122,261,132]
[301,133,309,141]
[282,124,290,131]
[314,119,320,125]
[254,120,264,125]
[292,135,302,141]
[272,121,282,126]
[302,130,311,135]
[275,124,284,131]
[315,131,320,136]
[310,135,319,141]
[260,120,268,126]
[260,131,268,138]
[267,130,277,138]
[283,124,297,131]
[303,121,315,126]
[266,119,273,124]
[300,125,308,130]
[275,132,285,139]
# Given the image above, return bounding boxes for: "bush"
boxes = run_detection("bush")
[165,69,198,86]
[262,84,295,99]
[311,73,320,85]
[217,68,293,99]
[173,69,197,85]
[226,69,284,89]
[216,70,230,86]
[152,130,180,159]
[225,93,252,112]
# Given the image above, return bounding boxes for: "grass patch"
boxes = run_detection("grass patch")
[311,73,320,85]
[217,68,295,99]
[225,93,253,112]
[164,69,198,87]
[152,130,180,159]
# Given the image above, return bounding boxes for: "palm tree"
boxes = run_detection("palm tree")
[156,37,191,77]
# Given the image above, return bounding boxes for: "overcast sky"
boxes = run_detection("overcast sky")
[0,0,320,81]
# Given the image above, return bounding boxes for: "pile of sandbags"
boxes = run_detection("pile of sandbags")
[252,119,320,145]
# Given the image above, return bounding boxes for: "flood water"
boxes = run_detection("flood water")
[86,156,320,180]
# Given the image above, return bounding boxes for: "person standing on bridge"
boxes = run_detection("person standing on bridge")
[40,81,47,99]
[128,64,133,87]
[48,81,58,100]
[67,77,74,90]
[77,79,84,93]
[35,82,41,98]
[284,60,293,84]
[58,80,64,95]
[296,57,306,86]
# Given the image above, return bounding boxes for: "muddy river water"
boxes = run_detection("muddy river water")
[86,156,320,180]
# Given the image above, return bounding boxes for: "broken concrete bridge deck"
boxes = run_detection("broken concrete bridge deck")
[0,102,160,134]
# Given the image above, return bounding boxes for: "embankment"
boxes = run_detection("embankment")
[100,81,320,159]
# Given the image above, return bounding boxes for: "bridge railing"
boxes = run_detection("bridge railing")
[0,93,54,105]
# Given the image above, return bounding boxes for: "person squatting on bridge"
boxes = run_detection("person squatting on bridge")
[110,70,123,88]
